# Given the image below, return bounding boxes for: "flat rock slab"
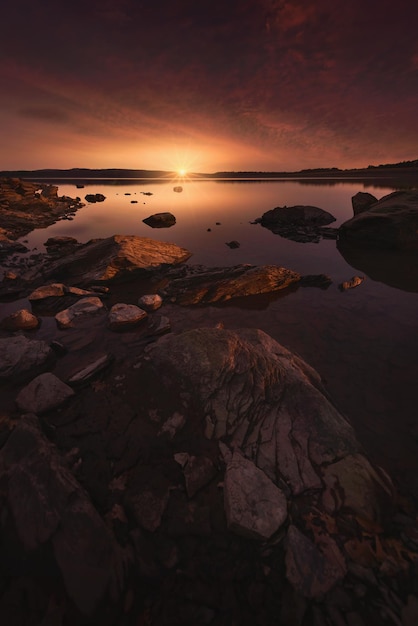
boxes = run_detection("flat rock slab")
[16,372,75,414]
[29,283,101,301]
[67,354,113,386]
[37,234,191,284]
[339,190,418,250]
[164,264,301,305]
[0,335,54,383]
[55,297,105,328]
[108,303,148,330]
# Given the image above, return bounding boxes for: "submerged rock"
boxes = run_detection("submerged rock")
[164,264,300,305]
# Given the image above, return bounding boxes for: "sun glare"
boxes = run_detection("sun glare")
[178,168,187,177]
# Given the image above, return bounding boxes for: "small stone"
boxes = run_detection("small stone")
[226,240,240,248]
[0,308,39,330]
[338,276,365,291]
[108,303,147,330]
[137,294,162,311]
[55,297,105,328]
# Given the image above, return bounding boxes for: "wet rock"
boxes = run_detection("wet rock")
[0,335,54,383]
[257,205,336,242]
[224,450,287,540]
[29,282,67,300]
[352,192,378,215]
[55,296,105,328]
[67,354,113,386]
[0,308,39,330]
[339,190,418,250]
[108,303,147,330]
[85,193,106,203]
[15,372,75,414]
[137,293,163,311]
[164,264,301,305]
[226,240,240,249]
[285,525,347,598]
[143,212,176,228]
[338,276,365,291]
[0,415,115,614]
[35,235,191,284]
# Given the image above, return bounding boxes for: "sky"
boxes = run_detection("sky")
[1,0,417,173]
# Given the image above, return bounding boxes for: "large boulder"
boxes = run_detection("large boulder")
[339,190,418,250]
[351,191,378,215]
[15,372,75,414]
[37,234,192,284]
[144,328,394,508]
[164,264,300,305]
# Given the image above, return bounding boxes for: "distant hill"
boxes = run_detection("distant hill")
[1,159,417,180]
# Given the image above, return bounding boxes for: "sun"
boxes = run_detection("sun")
[177,168,187,177]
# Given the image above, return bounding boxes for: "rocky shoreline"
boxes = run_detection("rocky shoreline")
[1,179,418,625]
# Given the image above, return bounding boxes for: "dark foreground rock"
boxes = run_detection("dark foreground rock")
[256,204,336,242]
[339,190,418,250]
[352,191,378,215]
[0,325,417,625]
[30,234,192,285]
[0,177,84,239]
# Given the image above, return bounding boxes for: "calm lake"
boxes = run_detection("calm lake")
[8,177,418,497]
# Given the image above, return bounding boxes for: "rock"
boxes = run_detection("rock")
[29,282,66,300]
[0,335,54,383]
[143,328,362,498]
[127,487,170,532]
[321,454,395,523]
[85,193,106,203]
[45,236,79,248]
[173,186,183,192]
[67,354,113,386]
[339,190,418,250]
[36,235,191,284]
[0,177,84,240]
[0,415,115,614]
[159,411,186,438]
[55,297,105,328]
[285,525,347,598]
[143,212,176,228]
[226,240,240,248]
[108,303,148,330]
[137,293,163,311]
[15,372,75,414]
[224,451,287,540]
[146,314,171,336]
[351,192,378,215]
[164,264,301,305]
[257,205,336,242]
[0,308,39,330]
[299,274,332,289]
[338,276,365,291]
[174,453,217,498]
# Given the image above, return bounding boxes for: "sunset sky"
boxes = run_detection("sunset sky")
[1,0,417,173]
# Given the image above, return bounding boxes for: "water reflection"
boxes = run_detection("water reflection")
[337,242,418,292]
